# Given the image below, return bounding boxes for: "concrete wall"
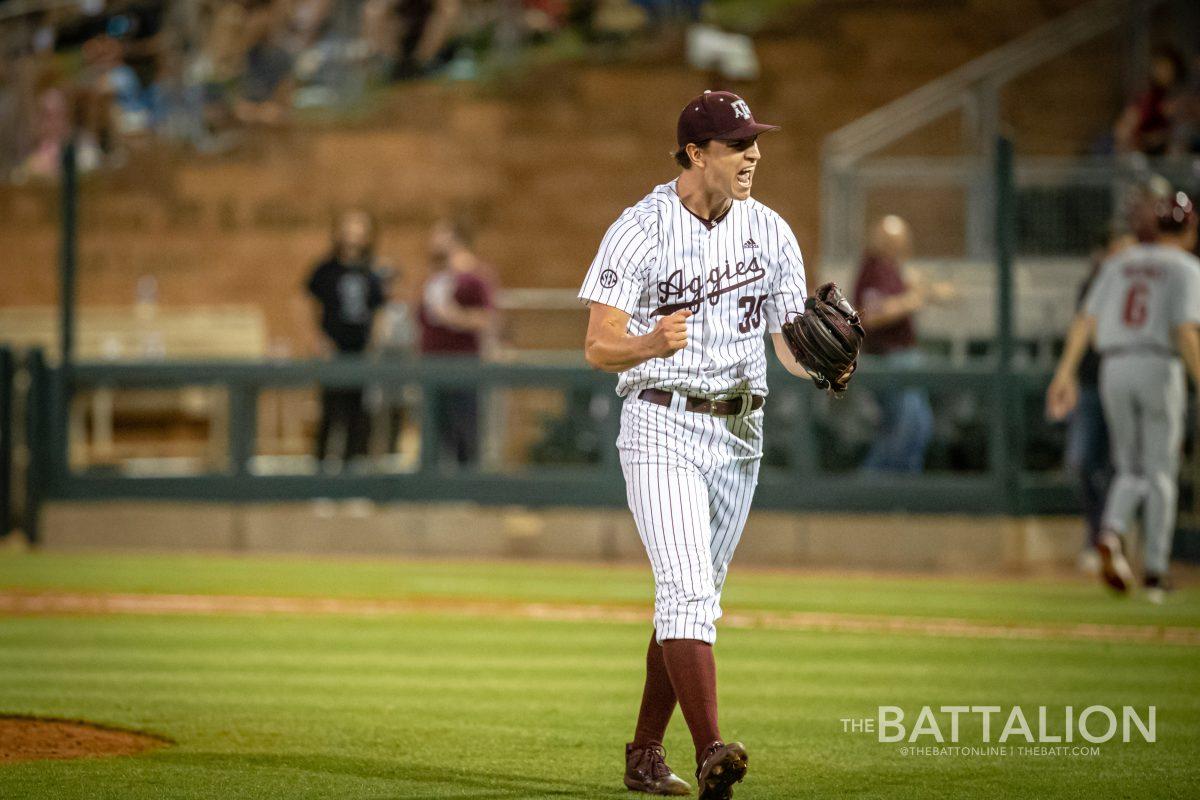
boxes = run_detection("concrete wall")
[39,500,1084,574]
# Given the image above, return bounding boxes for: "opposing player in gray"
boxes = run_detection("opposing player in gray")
[1048,191,1200,602]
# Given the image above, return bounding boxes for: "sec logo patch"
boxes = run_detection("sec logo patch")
[599,269,619,288]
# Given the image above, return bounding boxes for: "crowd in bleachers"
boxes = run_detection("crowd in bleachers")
[0,0,708,181]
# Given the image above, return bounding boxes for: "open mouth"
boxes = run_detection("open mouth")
[736,167,754,188]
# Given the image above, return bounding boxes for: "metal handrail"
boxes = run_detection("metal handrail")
[823,0,1155,163]
[32,354,1059,516]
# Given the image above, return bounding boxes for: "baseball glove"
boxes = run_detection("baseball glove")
[781,282,865,396]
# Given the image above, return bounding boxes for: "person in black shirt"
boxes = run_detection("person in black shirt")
[306,209,386,466]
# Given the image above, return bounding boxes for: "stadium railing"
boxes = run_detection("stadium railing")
[22,352,1067,531]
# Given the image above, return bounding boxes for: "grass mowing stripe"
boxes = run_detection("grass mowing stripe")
[3,551,1199,626]
[6,591,1200,646]
[1,613,1197,798]
[0,552,1197,798]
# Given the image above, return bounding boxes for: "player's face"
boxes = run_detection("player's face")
[704,137,761,201]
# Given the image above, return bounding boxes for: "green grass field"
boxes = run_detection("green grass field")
[1,550,1198,799]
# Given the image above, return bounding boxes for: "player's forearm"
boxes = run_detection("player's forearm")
[1053,314,1096,382]
[584,330,656,373]
[1175,323,1200,386]
[771,333,811,380]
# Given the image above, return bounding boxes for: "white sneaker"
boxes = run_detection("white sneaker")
[1143,574,1170,605]
[1096,532,1134,594]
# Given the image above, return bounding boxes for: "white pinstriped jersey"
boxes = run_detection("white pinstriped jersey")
[578,179,808,398]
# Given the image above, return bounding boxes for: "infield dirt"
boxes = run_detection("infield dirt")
[0,717,170,763]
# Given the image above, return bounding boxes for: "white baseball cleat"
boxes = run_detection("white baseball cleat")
[1096,532,1134,595]
[1143,574,1170,605]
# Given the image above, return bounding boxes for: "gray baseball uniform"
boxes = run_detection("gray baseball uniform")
[1084,243,1200,574]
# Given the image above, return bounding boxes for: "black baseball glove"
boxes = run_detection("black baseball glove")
[780,282,865,396]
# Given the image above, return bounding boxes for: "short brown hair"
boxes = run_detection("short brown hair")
[674,140,709,169]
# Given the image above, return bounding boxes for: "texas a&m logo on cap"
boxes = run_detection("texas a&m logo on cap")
[676,90,779,147]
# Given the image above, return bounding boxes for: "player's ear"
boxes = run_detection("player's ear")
[687,142,705,169]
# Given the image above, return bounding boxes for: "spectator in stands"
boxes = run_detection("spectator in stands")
[280,0,335,56]
[1114,46,1186,156]
[852,215,955,473]
[234,0,295,125]
[182,0,252,144]
[306,208,387,468]
[418,217,496,466]
[361,0,401,74]
[15,85,78,180]
[1065,224,1135,571]
[389,0,461,80]
[80,34,151,139]
[1172,52,1200,155]
[278,0,341,95]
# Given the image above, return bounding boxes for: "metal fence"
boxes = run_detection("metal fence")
[19,351,1074,536]
[824,154,1200,265]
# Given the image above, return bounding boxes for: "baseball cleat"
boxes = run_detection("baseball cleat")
[1096,532,1134,594]
[695,741,748,800]
[1143,573,1171,605]
[624,743,692,796]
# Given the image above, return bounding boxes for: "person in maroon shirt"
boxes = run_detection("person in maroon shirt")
[852,215,954,472]
[418,218,496,465]
[1115,47,1186,156]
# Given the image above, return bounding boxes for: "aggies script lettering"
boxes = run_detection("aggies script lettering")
[652,256,767,316]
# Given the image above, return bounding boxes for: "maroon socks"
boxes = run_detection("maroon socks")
[632,631,677,748]
[661,638,721,763]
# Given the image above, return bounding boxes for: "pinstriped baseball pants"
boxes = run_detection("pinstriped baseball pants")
[618,393,763,644]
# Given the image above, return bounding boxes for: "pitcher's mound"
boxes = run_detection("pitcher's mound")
[0,716,170,763]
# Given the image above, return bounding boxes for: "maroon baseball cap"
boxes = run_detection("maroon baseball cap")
[676,90,779,148]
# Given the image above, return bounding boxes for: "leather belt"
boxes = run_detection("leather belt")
[638,388,764,417]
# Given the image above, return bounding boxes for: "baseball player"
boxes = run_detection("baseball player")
[578,90,863,798]
[1048,191,1200,603]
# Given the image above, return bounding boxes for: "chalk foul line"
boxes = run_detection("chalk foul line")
[1,591,1197,646]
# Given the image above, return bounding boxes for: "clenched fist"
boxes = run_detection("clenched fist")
[647,309,691,359]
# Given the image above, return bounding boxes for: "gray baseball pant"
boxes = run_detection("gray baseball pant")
[1099,353,1186,576]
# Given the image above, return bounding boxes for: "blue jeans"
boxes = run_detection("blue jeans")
[862,350,934,473]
